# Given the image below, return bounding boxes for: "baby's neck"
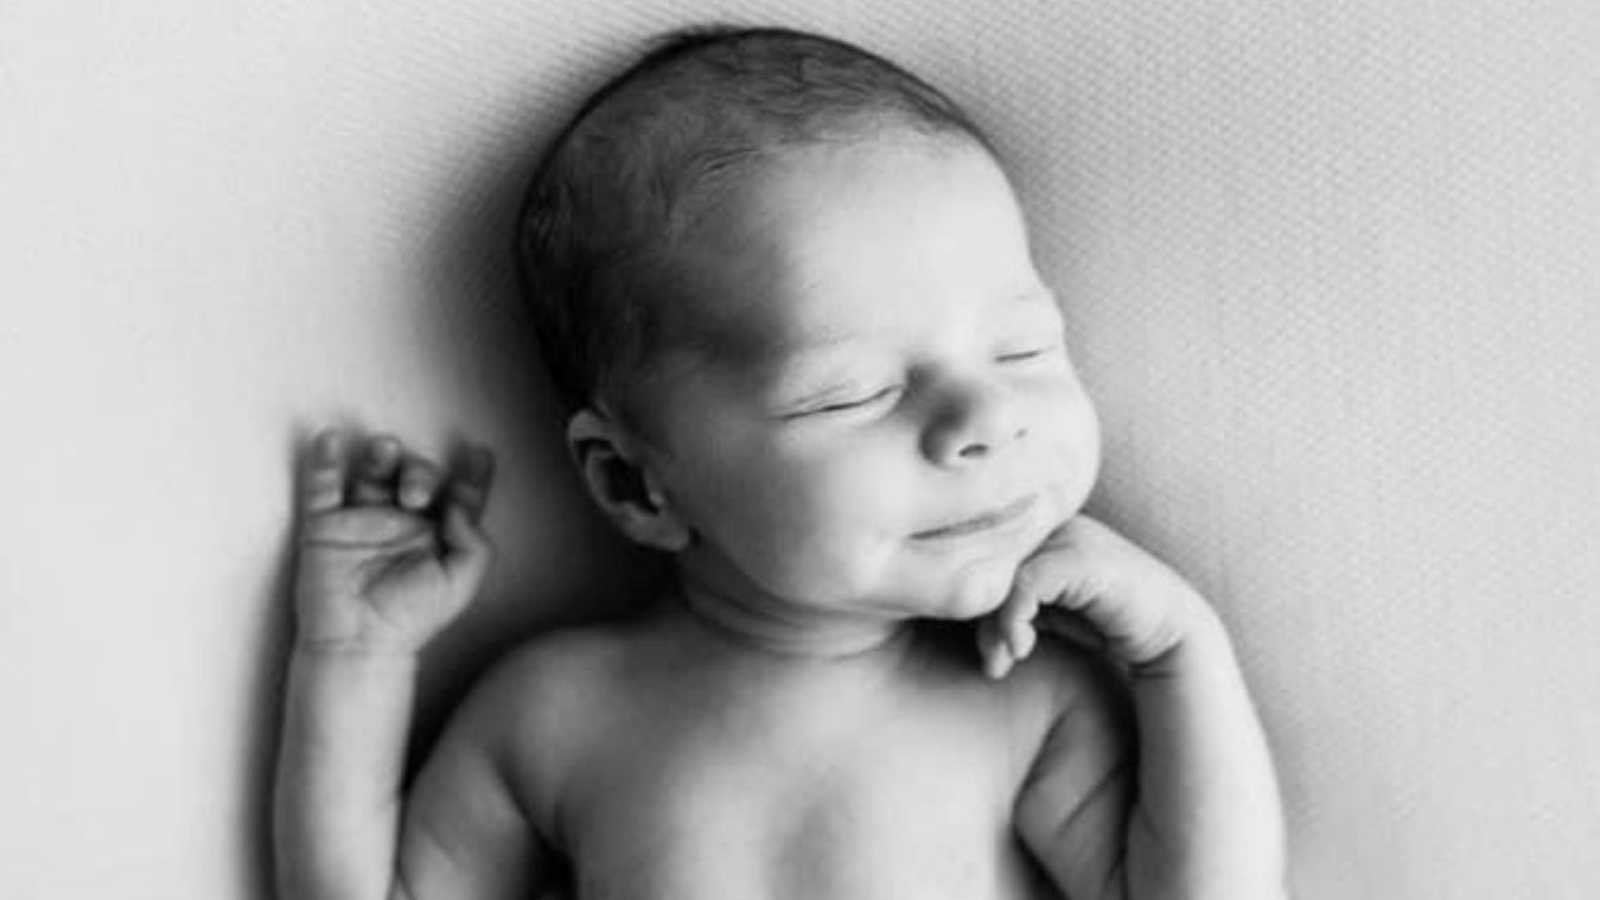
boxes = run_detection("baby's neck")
[667,577,914,664]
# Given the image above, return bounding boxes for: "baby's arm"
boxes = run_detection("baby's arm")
[986,516,1287,900]
[273,430,553,900]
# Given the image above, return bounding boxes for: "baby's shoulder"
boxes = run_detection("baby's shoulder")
[470,620,642,729]
[455,620,647,812]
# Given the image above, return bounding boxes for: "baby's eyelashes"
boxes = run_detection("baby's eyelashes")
[993,340,1063,365]
[788,384,904,418]
[772,335,1066,419]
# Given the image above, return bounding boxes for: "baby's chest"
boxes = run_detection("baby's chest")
[557,698,1052,900]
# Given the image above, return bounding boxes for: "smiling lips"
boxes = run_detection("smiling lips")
[912,494,1037,540]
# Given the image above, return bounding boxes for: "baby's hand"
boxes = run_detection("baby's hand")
[292,428,496,656]
[978,514,1215,679]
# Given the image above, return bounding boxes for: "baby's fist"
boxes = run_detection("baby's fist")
[980,514,1215,678]
[292,428,496,655]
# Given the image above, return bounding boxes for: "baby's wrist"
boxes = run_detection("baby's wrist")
[1130,594,1233,678]
[290,603,445,660]
[291,636,427,669]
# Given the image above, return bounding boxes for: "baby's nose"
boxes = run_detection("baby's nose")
[921,376,1027,466]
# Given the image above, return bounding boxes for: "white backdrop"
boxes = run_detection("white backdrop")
[4,1,1598,898]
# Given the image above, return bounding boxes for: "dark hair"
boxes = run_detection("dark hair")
[515,25,997,418]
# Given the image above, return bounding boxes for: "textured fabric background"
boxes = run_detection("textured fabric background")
[3,1,1597,897]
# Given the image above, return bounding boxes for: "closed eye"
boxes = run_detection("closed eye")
[794,385,902,417]
[996,345,1058,364]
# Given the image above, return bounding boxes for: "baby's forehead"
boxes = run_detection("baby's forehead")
[657,259,1056,377]
[638,135,1044,373]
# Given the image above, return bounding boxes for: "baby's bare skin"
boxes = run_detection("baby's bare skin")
[276,132,1286,900]
[453,612,1117,900]
[278,426,1282,900]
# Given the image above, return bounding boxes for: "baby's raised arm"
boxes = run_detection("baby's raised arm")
[273,430,552,900]
[987,516,1288,900]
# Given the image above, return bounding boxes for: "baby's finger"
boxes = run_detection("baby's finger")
[397,454,443,511]
[447,443,496,524]
[441,503,494,588]
[975,613,1014,680]
[300,429,349,514]
[350,434,402,505]
[996,581,1041,662]
[1034,607,1110,654]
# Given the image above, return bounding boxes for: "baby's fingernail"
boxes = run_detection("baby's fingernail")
[986,646,1012,680]
[1011,626,1036,660]
[314,430,342,462]
[368,436,398,463]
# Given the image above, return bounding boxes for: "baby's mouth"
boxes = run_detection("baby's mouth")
[912,495,1037,541]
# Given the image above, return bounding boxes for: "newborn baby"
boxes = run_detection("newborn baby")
[274,25,1286,900]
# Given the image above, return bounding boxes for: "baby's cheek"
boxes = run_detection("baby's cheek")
[729,502,881,600]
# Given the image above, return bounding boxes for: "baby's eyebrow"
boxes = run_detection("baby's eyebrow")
[771,331,868,356]
[687,324,863,385]
[782,288,1054,349]
[750,344,869,392]
[713,285,1059,371]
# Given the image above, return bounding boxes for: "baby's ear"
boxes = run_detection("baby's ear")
[566,408,691,552]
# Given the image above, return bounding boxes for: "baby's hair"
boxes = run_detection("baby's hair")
[515,24,998,420]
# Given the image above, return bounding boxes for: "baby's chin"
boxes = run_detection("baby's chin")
[924,557,1019,622]
[919,503,1072,621]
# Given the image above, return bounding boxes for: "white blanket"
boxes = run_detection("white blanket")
[2,1,1596,897]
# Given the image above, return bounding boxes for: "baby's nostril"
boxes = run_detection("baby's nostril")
[957,442,989,459]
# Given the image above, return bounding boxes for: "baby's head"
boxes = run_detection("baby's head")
[518,26,1101,623]
[518,25,997,424]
